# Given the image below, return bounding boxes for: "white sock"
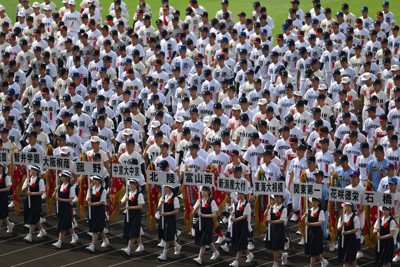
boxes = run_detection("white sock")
[163,249,168,255]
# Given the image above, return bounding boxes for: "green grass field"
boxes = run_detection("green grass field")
[4,0,400,43]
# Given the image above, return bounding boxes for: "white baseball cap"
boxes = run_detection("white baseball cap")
[62,0,68,3]
[341,77,350,84]
[17,11,26,17]
[294,90,303,97]
[90,136,101,143]
[123,128,133,135]
[391,65,399,71]
[361,73,371,81]
[60,147,70,154]
[151,120,161,128]
[318,84,328,90]
[175,116,184,123]
[43,5,52,10]
[68,0,76,5]
[0,5,5,11]
[257,98,267,105]
[32,2,40,8]
[232,104,241,110]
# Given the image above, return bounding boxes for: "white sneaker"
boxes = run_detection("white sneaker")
[121,247,131,256]
[193,257,202,265]
[282,252,288,265]
[295,230,301,235]
[174,244,181,255]
[101,238,110,247]
[222,216,229,224]
[356,251,363,259]
[39,217,46,224]
[7,222,15,233]
[86,244,95,253]
[329,242,335,251]
[24,224,30,229]
[393,255,400,262]
[135,245,144,253]
[87,232,93,237]
[8,202,14,208]
[298,238,305,245]
[284,240,290,250]
[157,254,167,261]
[37,229,47,238]
[246,252,254,263]
[321,259,329,267]
[220,243,229,252]
[176,229,181,237]
[158,239,166,247]
[290,213,298,222]
[52,241,62,249]
[247,242,254,250]
[229,260,239,267]
[70,234,79,244]
[216,236,225,244]
[210,251,220,260]
[24,234,32,242]
[272,262,279,267]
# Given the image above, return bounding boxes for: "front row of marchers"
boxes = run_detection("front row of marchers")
[0,164,398,267]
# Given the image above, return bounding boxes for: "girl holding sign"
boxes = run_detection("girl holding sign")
[22,165,46,242]
[337,202,360,267]
[121,178,145,255]
[86,175,109,253]
[301,197,329,267]
[157,184,181,261]
[192,186,220,265]
[229,192,254,267]
[373,205,398,266]
[52,171,79,248]
[0,163,14,234]
[265,194,288,267]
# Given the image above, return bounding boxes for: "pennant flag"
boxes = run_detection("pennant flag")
[10,146,25,215]
[108,155,125,222]
[78,152,88,219]
[328,171,340,243]
[183,166,200,233]
[206,165,228,234]
[146,162,160,230]
[297,170,308,239]
[364,180,378,247]
[45,145,56,214]
[254,167,267,236]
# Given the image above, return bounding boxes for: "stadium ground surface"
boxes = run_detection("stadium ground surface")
[0,201,376,267]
